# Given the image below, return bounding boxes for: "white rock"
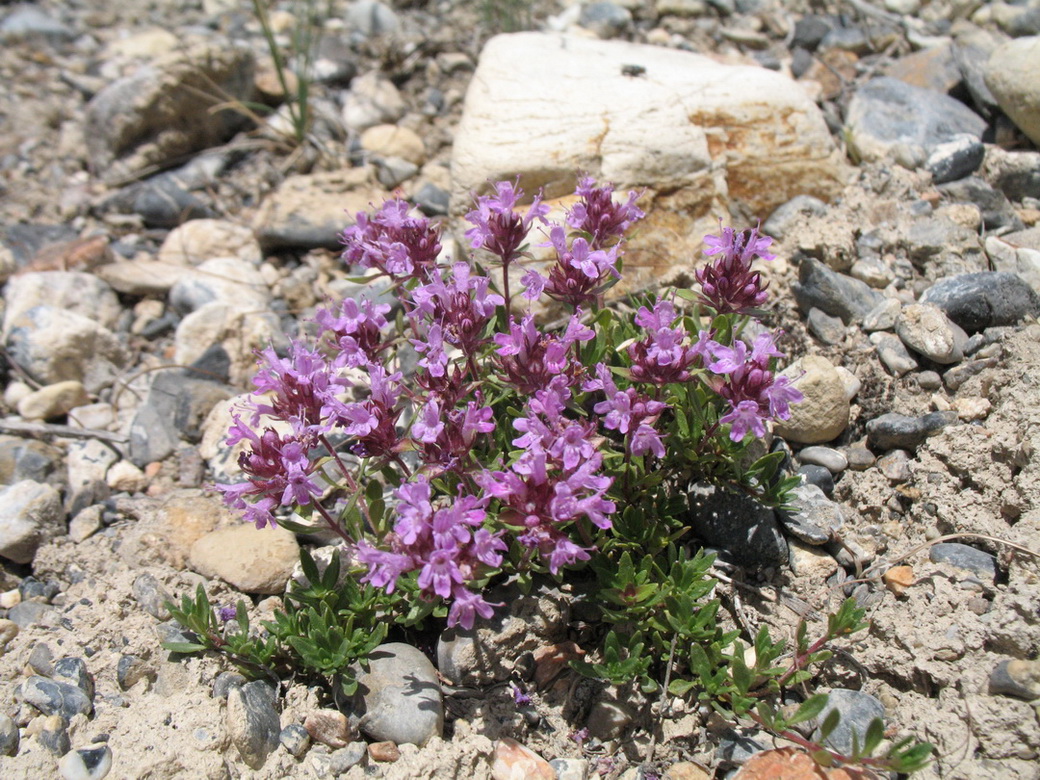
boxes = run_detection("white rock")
[4,306,128,394]
[895,303,965,364]
[17,381,90,421]
[106,460,149,493]
[169,256,270,314]
[3,271,121,333]
[452,32,847,292]
[0,481,64,564]
[773,355,850,444]
[342,71,406,132]
[94,259,193,297]
[157,219,262,267]
[985,36,1040,147]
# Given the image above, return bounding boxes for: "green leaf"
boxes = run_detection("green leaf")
[819,707,841,741]
[862,717,885,755]
[161,641,209,654]
[668,679,696,696]
[787,693,829,726]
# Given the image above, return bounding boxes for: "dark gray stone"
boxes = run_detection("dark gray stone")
[127,402,179,468]
[813,689,885,755]
[870,332,918,377]
[7,601,57,628]
[866,411,958,451]
[791,16,833,50]
[279,723,311,758]
[212,672,247,700]
[0,437,64,486]
[717,727,767,765]
[687,482,789,565]
[38,715,70,756]
[116,655,155,691]
[953,37,1000,115]
[227,681,281,770]
[132,572,173,621]
[844,447,875,471]
[579,2,632,38]
[999,7,1040,36]
[355,642,443,746]
[921,272,1040,333]
[413,183,450,216]
[929,542,997,581]
[19,576,59,603]
[987,151,1040,202]
[0,713,18,756]
[820,25,870,55]
[792,258,884,325]
[329,742,368,773]
[807,307,846,346]
[23,676,93,720]
[845,77,986,168]
[777,483,843,546]
[926,135,985,184]
[944,356,999,391]
[938,177,1024,232]
[53,657,95,700]
[797,464,834,497]
[28,643,54,677]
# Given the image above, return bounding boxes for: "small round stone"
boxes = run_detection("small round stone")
[797,446,848,474]
[58,744,113,780]
[279,723,311,758]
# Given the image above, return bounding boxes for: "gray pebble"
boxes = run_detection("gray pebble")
[792,258,884,325]
[0,712,18,756]
[989,659,1040,700]
[58,744,113,780]
[579,2,632,39]
[807,307,846,345]
[212,671,247,699]
[945,357,999,391]
[356,643,443,745]
[227,681,281,770]
[866,411,958,451]
[777,483,844,545]
[717,727,767,765]
[797,446,848,474]
[929,542,997,582]
[938,177,1023,232]
[877,449,912,483]
[53,658,95,700]
[413,182,450,216]
[797,465,834,497]
[686,483,788,565]
[116,655,154,691]
[38,714,71,756]
[813,689,885,755]
[844,447,875,471]
[28,643,54,677]
[916,370,942,391]
[23,676,93,720]
[763,194,827,240]
[18,576,59,603]
[870,332,918,377]
[330,741,368,773]
[279,723,311,758]
[862,297,902,332]
[131,573,173,622]
[926,135,985,184]
[921,272,1040,334]
[7,600,57,628]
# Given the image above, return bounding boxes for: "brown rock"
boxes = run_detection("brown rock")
[368,740,400,762]
[189,524,299,595]
[732,747,880,779]
[490,738,554,780]
[304,709,354,748]
[882,565,914,598]
[531,641,585,690]
[663,761,712,780]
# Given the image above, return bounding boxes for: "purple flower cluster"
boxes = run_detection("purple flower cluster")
[477,377,615,574]
[464,179,550,265]
[493,310,594,394]
[585,364,668,458]
[356,478,506,629]
[341,198,442,280]
[627,299,709,385]
[696,223,776,314]
[567,175,645,248]
[704,332,804,441]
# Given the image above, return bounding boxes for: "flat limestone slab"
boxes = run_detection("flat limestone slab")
[451,33,848,291]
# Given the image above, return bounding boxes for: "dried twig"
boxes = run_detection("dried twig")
[0,418,128,444]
